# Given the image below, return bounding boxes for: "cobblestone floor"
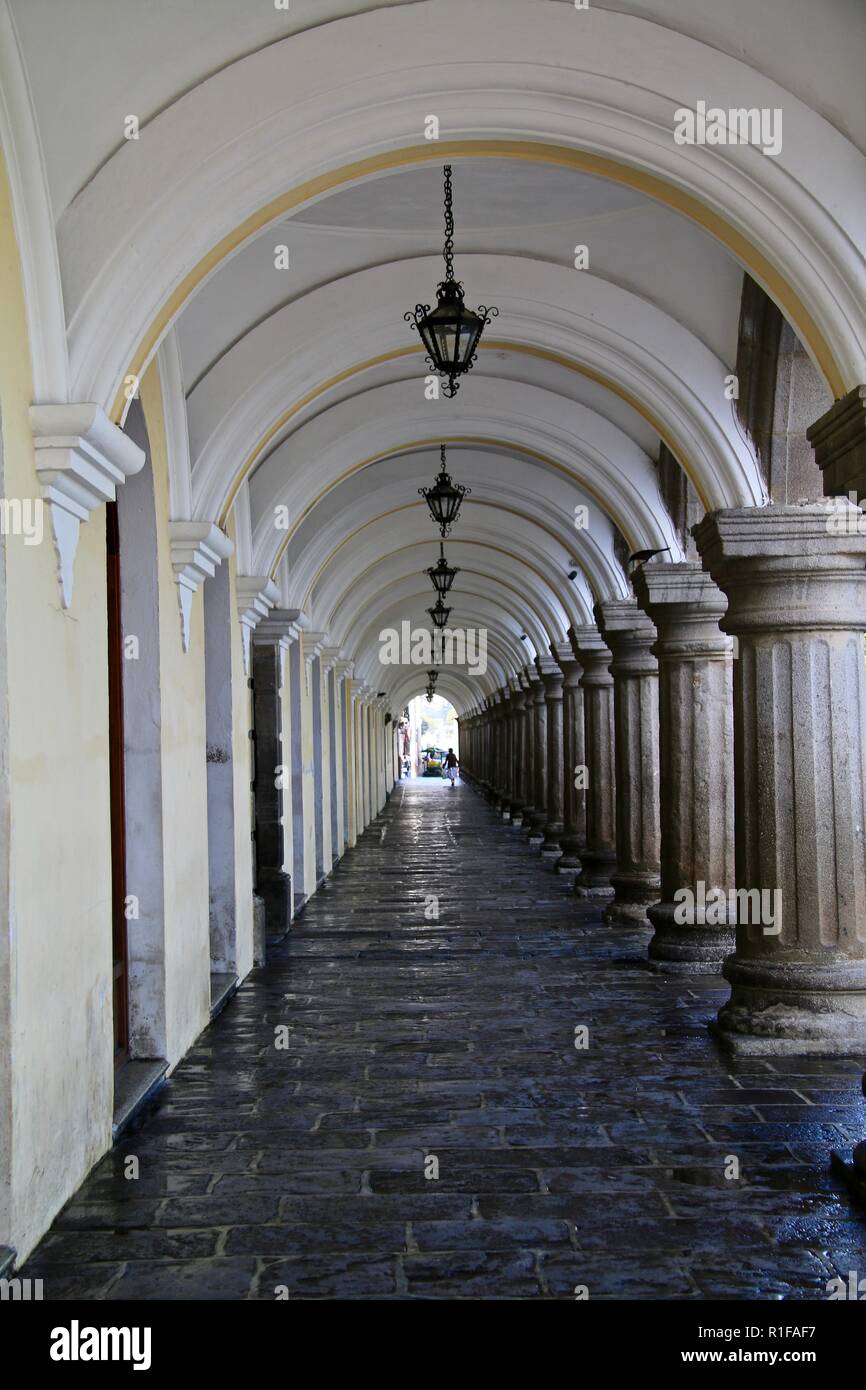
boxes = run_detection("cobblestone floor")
[23,779,866,1299]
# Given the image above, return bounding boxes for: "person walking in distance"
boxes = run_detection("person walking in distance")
[445,748,459,786]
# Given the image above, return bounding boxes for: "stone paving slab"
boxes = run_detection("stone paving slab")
[20,779,866,1300]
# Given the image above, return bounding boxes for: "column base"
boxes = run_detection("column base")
[525,812,547,845]
[711,956,866,1056]
[541,821,564,858]
[509,801,525,826]
[646,901,734,974]
[602,870,660,927]
[575,847,616,899]
[557,835,584,873]
[603,901,653,927]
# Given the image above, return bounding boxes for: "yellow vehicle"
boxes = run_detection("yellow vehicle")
[422,747,444,776]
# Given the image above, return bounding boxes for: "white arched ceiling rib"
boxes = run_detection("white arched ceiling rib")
[53,3,865,411]
[325,566,557,656]
[307,523,586,641]
[192,257,762,525]
[386,672,480,718]
[351,599,522,693]
[320,559,572,673]
[328,570,566,670]
[283,469,628,612]
[245,380,678,571]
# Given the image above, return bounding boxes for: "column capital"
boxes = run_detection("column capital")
[302,631,329,664]
[168,521,233,652]
[807,384,866,499]
[551,640,582,685]
[236,574,280,673]
[596,598,657,678]
[694,502,866,631]
[536,651,564,697]
[569,624,613,684]
[633,560,731,660]
[31,401,145,608]
[318,645,343,675]
[253,606,306,647]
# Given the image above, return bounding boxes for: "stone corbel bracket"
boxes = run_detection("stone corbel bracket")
[252,607,308,686]
[168,521,234,652]
[319,645,344,678]
[30,403,145,608]
[302,631,328,666]
[236,575,280,673]
[333,658,354,685]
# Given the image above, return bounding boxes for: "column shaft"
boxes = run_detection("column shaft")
[571,625,616,897]
[596,600,661,927]
[634,562,736,971]
[695,503,866,1054]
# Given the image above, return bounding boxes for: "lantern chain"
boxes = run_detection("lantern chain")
[443,165,455,282]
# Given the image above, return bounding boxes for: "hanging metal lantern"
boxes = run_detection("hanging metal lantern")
[419,445,470,536]
[426,669,439,686]
[404,165,498,397]
[426,542,459,598]
[428,598,451,630]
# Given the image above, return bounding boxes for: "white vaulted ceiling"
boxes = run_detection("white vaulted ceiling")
[4,0,865,712]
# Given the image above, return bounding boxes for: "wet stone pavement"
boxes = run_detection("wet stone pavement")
[23,779,866,1299]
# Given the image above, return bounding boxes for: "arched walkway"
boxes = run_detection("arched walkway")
[19,781,865,1299]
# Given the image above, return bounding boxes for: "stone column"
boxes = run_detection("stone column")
[526,661,549,845]
[553,643,586,877]
[695,502,866,1054]
[596,599,661,928]
[570,625,616,897]
[491,692,508,810]
[482,698,494,794]
[507,681,525,824]
[538,653,565,857]
[519,667,537,831]
[633,563,735,972]
[502,685,516,820]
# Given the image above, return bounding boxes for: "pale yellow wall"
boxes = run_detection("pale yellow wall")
[0,152,113,1258]
[299,645,317,896]
[280,643,294,901]
[319,667,332,872]
[345,688,357,848]
[334,679,345,854]
[225,524,254,979]
[141,366,211,1063]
